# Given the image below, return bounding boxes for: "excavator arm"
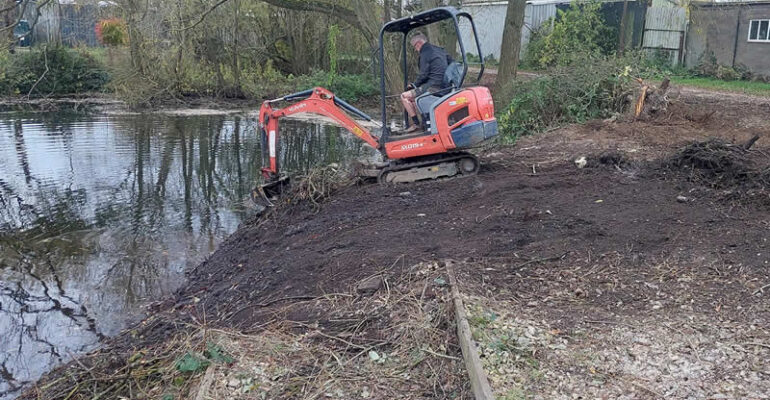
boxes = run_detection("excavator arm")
[258,87,381,182]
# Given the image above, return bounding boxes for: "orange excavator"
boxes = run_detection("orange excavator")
[258,7,498,194]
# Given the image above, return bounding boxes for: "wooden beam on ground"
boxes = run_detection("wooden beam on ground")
[445,260,495,400]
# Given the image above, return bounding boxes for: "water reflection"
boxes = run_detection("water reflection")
[0,112,377,398]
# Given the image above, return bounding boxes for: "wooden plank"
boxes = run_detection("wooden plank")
[446,260,495,400]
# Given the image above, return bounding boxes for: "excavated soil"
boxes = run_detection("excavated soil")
[23,90,770,399]
[176,89,770,329]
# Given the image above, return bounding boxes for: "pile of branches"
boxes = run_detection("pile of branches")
[288,163,354,206]
[23,262,468,399]
[667,137,770,197]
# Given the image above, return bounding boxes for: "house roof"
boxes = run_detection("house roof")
[462,0,636,5]
[463,0,770,4]
[691,0,770,5]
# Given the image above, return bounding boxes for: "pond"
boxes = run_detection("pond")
[0,111,379,399]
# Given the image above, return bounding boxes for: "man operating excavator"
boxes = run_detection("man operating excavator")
[400,32,454,133]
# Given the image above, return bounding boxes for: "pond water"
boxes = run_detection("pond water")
[0,111,379,399]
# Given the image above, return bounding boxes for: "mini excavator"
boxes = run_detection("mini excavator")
[258,7,498,195]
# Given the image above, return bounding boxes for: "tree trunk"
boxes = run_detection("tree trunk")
[123,0,146,74]
[383,0,391,23]
[443,0,460,60]
[2,0,19,51]
[618,0,629,55]
[422,0,440,42]
[494,0,526,94]
[231,0,241,95]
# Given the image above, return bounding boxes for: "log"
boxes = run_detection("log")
[445,260,495,400]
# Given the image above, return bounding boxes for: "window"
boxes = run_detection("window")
[748,19,770,42]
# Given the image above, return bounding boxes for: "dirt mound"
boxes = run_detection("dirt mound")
[666,138,769,190]
[586,150,634,169]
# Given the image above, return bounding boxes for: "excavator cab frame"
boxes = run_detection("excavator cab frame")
[378,6,486,143]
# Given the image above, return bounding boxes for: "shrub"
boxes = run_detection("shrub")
[241,67,377,103]
[498,55,634,141]
[522,1,616,69]
[96,18,128,47]
[303,71,377,103]
[0,47,109,96]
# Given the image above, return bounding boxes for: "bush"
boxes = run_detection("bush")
[96,18,128,47]
[522,1,616,69]
[303,71,377,103]
[0,46,109,96]
[240,66,377,104]
[498,55,634,141]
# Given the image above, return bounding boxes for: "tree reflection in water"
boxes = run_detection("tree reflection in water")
[0,113,376,399]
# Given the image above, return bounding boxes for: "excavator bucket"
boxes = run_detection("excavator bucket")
[251,176,290,205]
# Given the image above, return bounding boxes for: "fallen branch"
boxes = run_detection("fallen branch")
[744,134,761,151]
[26,45,50,99]
[445,260,495,400]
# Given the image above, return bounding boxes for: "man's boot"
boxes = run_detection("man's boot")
[406,116,421,133]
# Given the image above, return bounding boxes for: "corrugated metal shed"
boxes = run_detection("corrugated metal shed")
[459,0,646,60]
[642,7,687,63]
[459,0,564,60]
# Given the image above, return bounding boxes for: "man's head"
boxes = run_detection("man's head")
[410,32,428,52]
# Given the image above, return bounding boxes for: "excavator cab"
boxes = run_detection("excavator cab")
[415,61,463,133]
[378,7,494,142]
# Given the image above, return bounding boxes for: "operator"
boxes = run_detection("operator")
[400,32,453,133]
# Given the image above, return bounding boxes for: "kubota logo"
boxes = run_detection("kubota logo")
[288,103,307,113]
[400,143,424,151]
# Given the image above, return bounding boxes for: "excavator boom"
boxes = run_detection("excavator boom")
[258,87,380,182]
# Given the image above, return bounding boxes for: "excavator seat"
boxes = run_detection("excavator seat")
[415,61,463,133]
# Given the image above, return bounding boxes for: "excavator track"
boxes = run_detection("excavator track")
[377,152,479,184]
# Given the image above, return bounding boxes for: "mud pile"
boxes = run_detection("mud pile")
[666,138,770,205]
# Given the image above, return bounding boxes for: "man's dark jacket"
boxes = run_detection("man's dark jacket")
[414,43,453,92]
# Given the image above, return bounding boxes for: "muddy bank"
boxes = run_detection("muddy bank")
[21,90,770,399]
[0,93,385,116]
[0,94,260,114]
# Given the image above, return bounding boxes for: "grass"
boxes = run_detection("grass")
[670,76,770,96]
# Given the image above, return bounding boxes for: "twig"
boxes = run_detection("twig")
[583,319,637,329]
[27,45,50,99]
[421,347,461,361]
[514,252,569,269]
[290,321,369,350]
[752,283,770,296]
[624,377,664,398]
[225,293,350,321]
[743,342,770,350]
[743,134,761,150]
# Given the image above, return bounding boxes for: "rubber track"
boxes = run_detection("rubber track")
[377,152,479,184]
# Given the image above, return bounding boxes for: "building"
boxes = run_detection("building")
[23,0,115,46]
[458,0,647,61]
[685,0,770,76]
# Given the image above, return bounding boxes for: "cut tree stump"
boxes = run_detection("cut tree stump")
[635,77,671,120]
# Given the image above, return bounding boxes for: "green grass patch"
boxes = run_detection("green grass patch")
[669,76,770,97]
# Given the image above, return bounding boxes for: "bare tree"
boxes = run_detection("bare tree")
[1,0,22,51]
